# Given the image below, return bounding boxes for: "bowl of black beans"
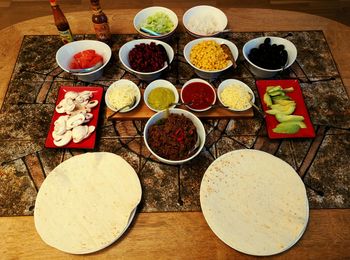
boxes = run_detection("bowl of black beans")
[243,36,297,78]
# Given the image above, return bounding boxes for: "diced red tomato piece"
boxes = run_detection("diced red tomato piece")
[69,50,103,70]
[88,55,103,67]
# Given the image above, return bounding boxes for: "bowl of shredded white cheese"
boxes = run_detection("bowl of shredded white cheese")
[217,79,255,111]
[183,5,228,37]
[105,79,141,113]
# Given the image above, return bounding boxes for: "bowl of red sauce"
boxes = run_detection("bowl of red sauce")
[181,78,216,112]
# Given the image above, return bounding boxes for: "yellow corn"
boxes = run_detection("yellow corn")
[189,40,229,71]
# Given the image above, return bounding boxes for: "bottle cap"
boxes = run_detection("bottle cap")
[50,0,57,6]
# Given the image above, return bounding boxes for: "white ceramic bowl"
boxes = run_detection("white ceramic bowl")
[144,108,206,165]
[181,78,216,112]
[119,39,174,81]
[217,79,255,111]
[105,79,141,112]
[144,79,179,112]
[183,5,228,38]
[133,6,178,40]
[56,40,112,82]
[184,37,238,79]
[243,36,297,78]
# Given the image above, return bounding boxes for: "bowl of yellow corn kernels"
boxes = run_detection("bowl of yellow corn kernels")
[183,37,238,79]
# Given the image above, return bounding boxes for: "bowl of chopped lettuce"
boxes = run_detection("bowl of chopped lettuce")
[133,6,178,40]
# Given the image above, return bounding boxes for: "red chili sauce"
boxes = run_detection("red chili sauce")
[182,82,215,110]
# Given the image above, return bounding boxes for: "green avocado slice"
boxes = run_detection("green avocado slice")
[272,122,301,134]
[263,93,273,107]
[275,114,305,122]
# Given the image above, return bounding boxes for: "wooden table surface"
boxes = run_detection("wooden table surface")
[0,8,349,259]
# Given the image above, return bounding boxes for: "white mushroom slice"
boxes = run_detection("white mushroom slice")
[86,100,98,108]
[64,98,76,113]
[64,91,79,100]
[66,114,85,130]
[54,115,69,126]
[69,108,87,117]
[53,116,68,135]
[53,130,72,147]
[87,125,95,137]
[72,125,89,143]
[76,91,92,104]
[83,113,93,123]
[52,131,63,141]
[55,99,67,113]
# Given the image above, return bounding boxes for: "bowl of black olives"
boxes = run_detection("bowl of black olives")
[243,36,297,78]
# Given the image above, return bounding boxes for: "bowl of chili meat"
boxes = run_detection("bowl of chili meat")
[119,39,174,81]
[144,108,206,165]
[181,78,216,112]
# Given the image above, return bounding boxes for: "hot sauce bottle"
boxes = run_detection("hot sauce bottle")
[49,0,74,44]
[90,0,111,44]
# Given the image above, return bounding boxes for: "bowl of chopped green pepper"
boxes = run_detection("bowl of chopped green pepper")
[133,6,178,40]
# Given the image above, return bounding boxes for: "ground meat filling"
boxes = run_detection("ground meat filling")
[147,114,198,160]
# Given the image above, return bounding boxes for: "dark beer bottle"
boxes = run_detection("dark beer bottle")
[90,0,111,44]
[50,0,74,44]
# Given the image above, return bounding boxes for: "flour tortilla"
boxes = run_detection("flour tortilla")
[34,152,142,254]
[200,149,309,256]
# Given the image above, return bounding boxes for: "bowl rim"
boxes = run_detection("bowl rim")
[217,79,255,111]
[183,5,228,37]
[105,79,141,113]
[180,78,217,112]
[144,79,179,112]
[56,39,112,76]
[242,36,297,72]
[133,6,179,38]
[118,39,174,76]
[143,108,205,164]
[183,37,238,74]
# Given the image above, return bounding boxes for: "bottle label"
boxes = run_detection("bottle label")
[94,23,111,41]
[59,29,74,44]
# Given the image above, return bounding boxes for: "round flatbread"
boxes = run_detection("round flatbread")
[34,152,142,254]
[200,149,309,256]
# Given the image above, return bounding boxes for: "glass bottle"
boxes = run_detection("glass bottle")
[49,0,74,44]
[90,0,111,44]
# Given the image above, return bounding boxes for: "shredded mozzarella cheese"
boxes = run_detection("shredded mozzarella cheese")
[220,84,251,110]
[108,84,136,110]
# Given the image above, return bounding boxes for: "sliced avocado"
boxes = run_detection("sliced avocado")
[272,122,301,134]
[272,95,291,102]
[268,90,286,97]
[267,86,282,93]
[282,87,294,93]
[275,114,305,123]
[270,103,296,110]
[273,100,296,105]
[297,121,307,128]
[263,93,273,107]
[266,104,296,115]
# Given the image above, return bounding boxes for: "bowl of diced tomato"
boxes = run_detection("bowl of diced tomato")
[56,40,112,82]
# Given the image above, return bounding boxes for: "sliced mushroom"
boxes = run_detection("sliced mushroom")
[53,130,72,147]
[86,100,98,108]
[53,116,68,135]
[64,91,79,100]
[72,125,89,143]
[83,113,93,123]
[64,98,76,113]
[55,99,67,114]
[66,113,85,130]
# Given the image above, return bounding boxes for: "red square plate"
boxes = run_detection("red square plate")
[256,79,315,139]
[45,86,103,149]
